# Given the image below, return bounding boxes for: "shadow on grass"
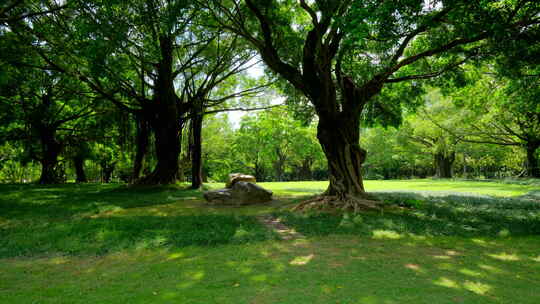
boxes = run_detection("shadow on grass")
[0,183,205,222]
[278,191,540,238]
[0,214,275,258]
[518,190,540,201]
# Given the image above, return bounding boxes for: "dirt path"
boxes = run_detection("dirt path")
[256,215,305,241]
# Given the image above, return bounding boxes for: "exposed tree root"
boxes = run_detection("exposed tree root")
[292,194,382,213]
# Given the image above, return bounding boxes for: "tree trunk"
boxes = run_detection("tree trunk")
[316,116,368,198]
[297,158,313,181]
[73,156,87,183]
[137,35,183,185]
[38,129,62,184]
[526,142,540,178]
[132,114,150,181]
[190,106,204,189]
[273,147,286,181]
[434,152,455,178]
[254,160,265,182]
[101,161,116,183]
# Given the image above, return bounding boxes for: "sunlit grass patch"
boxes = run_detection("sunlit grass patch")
[249,179,540,198]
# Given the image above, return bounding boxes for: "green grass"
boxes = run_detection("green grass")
[2,236,539,303]
[0,183,276,258]
[278,193,540,238]
[1,180,539,303]
[253,179,539,197]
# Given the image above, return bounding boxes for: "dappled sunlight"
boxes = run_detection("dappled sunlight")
[478,264,504,274]
[488,252,520,261]
[470,238,497,247]
[432,255,452,259]
[3,235,540,303]
[459,268,482,277]
[437,262,456,271]
[47,256,70,265]
[434,277,460,289]
[404,263,423,273]
[289,254,314,266]
[250,274,267,282]
[445,250,460,256]
[2,183,540,303]
[463,280,492,295]
[167,252,185,261]
[189,270,205,280]
[372,229,403,239]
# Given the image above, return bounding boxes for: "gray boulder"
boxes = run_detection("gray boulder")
[202,188,232,203]
[225,173,256,188]
[203,181,272,205]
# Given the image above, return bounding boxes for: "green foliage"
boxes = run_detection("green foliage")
[231,108,325,181]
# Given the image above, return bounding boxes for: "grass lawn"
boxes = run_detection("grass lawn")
[255,179,540,197]
[1,179,539,303]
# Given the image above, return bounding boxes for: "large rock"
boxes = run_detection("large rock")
[225,173,256,188]
[202,188,232,203]
[204,181,272,205]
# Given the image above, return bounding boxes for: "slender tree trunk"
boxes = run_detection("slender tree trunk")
[273,148,286,181]
[316,116,368,198]
[526,142,540,178]
[73,156,87,183]
[254,160,265,182]
[190,106,204,189]
[298,158,313,181]
[38,129,62,184]
[101,161,116,183]
[434,152,455,178]
[137,35,183,185]
[132,114,150,181]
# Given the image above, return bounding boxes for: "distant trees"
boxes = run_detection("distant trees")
[0,54,98,183]
[0,0,539,188]
[435,69,540,178]
[230,108,325,182]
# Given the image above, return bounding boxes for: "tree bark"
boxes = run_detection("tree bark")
[132,113,150,181]
[101,161,116,183]
[73,156,87,183]
[38,128,62,184]
[297,157,313,181]
[190,106,204,189]
[316,116,368,198]
[434,151,455,178]
[526,142,540,178]
[253,160,265,182]
[137,35,183,185]
[273,147,286,181]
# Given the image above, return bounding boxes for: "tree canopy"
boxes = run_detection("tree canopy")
[0,0,538,209]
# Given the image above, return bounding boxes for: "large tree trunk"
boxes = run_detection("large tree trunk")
[137,35,183,185]
[526,142,540,178]
[38,129,62,184]
[190,106,204,189]
[434,152,455,178]
[316,116,367,198]
[73,156,87,183]
[132,114,150,181]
